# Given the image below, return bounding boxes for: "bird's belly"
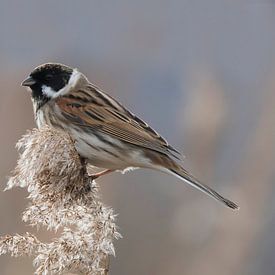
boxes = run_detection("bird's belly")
[74,136,124,169]
[71,130,151,170]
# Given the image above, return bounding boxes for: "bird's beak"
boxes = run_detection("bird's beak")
[21,76,36,87]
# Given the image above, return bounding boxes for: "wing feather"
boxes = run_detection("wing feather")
[56,86,182,160]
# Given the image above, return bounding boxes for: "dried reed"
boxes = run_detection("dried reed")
[0,127,120,275]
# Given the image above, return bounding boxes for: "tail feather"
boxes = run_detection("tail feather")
[168,168,239,210]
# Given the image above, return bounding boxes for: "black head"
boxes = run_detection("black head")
[22,63,75,107]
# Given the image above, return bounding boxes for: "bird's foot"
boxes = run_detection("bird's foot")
[88,169,114,181]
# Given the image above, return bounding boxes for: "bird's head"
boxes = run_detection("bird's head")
[22,63,82,106]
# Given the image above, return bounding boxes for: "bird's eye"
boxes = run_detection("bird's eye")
[45,74,53,81]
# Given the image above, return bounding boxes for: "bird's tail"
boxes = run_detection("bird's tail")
[162,166,239,210]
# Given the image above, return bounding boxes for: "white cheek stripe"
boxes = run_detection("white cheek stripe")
[41,85,56,97]
[41,68,81,98]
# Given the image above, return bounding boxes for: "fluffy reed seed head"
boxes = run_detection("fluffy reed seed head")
[0,126,121,275]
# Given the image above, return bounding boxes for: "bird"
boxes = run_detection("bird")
[21,63,239,210]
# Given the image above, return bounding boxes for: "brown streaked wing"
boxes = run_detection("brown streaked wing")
[56,88,182,160]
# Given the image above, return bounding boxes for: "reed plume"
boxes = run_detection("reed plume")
[0,126,120,275]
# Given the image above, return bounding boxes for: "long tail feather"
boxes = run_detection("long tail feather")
[168,167,239,210]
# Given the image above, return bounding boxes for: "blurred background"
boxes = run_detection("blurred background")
[1,1,275,274]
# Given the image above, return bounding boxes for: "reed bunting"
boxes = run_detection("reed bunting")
[22,63,239,210]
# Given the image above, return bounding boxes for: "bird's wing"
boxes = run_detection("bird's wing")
[56,84,182,160]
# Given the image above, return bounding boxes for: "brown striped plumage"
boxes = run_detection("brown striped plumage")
[22,63,239,210]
